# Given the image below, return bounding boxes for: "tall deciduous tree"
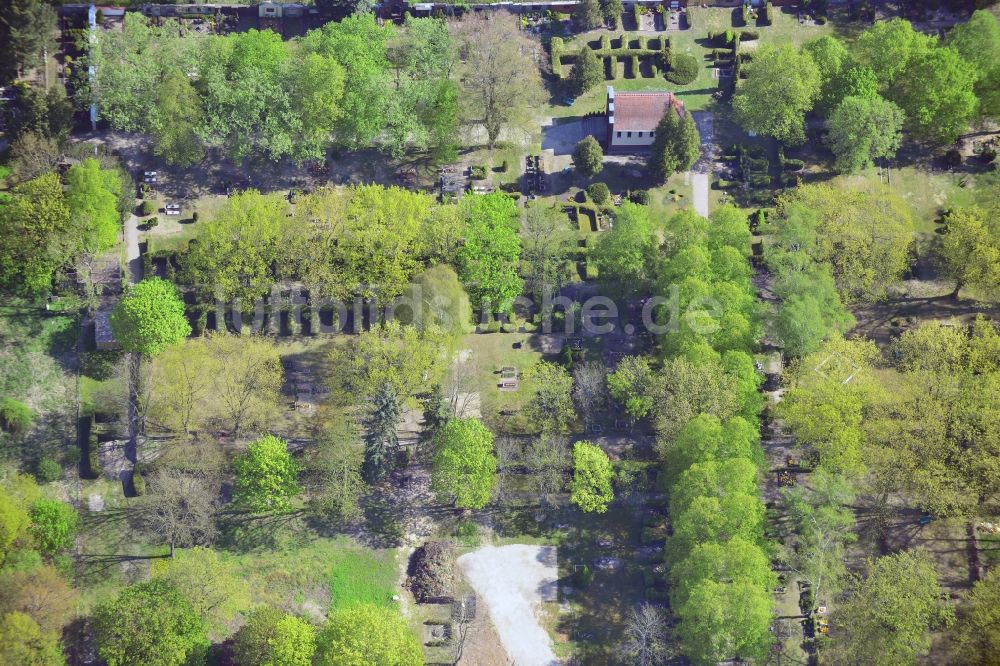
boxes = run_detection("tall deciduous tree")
[521,205,575,306]
[952,568,1000,663]
[361,383,401,484]
[570,441,614,513]
[431,417,497,509]
[315,604,422,666]
[110,278,191,356]
[93,579,208,666]
[232,607,317,666]
[854,18,934,89]
[826,95,904,173]
[889,46,977,144]
[802,35,850,116]
[777,183,914,302]
[151,547,250,640]
[151,70,205,167]
[622,603,673,666]
[138,470,219,558]
[451,13,545,148]
[732,45,820,144]
[305,414,365,523]
[649,108,700,182]
[0,172,71,295]
[591,203,658,293]
[936,206,1000,300]
[947,10,1000,121]
[828,551,954,666]
[0,611,63,666]
[458,192,524,312]
[234,435,301,513]
[65,158,123,254]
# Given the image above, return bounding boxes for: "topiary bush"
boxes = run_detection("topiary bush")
[587,182,611,205]
[665,52,699,85]
[140,200,156,216]
[0,398,33,434]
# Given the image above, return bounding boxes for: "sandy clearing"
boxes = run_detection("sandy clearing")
[458,544,559,666]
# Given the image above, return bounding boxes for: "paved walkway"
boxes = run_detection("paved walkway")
[690,111,715,218]
[124,213,141,284]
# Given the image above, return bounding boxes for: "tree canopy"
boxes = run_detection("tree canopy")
[649,109,700,182]
[315,604,422,666]
[233,435,302,513]
[431,418,497,509]
[570,441,614,513]
[732,45,820,144]
[110,278,191,356]
[232,607,317,666]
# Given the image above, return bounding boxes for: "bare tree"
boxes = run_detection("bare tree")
[136,469,219,558]
[573,361,609,429]
[621,603,673,666]
[450,13,546,148]
[523,433,570,510]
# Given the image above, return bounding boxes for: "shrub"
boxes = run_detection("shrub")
[37,458,62,483]
[470,165,487,180]
[191,210,199,222]
[629,189,650,204]
[139,200,156,216]
[138,217,158,231]
[748,173,772,187]
[587,182,611,205]
[0,398,33,434]
[81,349,123,380]
[944,149,963,168]
[665,52,699,85]
[685,8,694,29]
[499,160,509,173]
[725,29,736,45]
[483,320,501,333]
[632,3,641,26]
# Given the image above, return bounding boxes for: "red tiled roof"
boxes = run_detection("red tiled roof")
[611,92,684,131]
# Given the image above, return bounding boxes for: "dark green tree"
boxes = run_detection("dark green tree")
[575,0,604,30]
[93,579,208,666]
[0,0,57,80]
[362,383,401,483]
[649,109,700,182]
[602,0,624,28]
[570,47,603,95]
[572,136,604,177]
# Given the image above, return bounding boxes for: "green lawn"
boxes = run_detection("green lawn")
[550,8,836,118]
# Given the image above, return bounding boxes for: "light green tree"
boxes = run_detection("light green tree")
[28,499,77,555]
[826,95,904,172]
[828,551,954,666]
[110,278,191,356]
[947,10,1000,120]
[0,611,64,666]
[732,45,820,144]
[431,418,497,509]
[65,158,122,254]
[151,547,251,640]
[93,579,208,666]
[458,192,524,311]
[232,607,317,666]
[935,206,1000,300]
[570,441,614,513]
[889,46,977,144]
[0,172,72,295]
[315,604,422,666]
[234,435,302,513]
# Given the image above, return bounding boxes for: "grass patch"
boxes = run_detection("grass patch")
[327,547,398,610]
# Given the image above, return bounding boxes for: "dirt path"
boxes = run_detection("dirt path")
[458,545,559,666]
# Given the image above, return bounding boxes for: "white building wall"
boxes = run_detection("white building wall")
[610,129,655,148]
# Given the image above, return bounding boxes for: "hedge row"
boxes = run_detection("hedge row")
[761,1,773,25]
[551,36,565,78]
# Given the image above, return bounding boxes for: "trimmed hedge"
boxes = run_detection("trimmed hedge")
[761,1,773,25]
[132,464,146,496]
[139,200,156,216]
[630,55,640,78]
[88,426,102,479]
[551,36,565,77]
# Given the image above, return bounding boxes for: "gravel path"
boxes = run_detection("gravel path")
[458,545,559,666]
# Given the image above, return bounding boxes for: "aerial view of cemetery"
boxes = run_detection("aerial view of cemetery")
[1,0,999,663]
